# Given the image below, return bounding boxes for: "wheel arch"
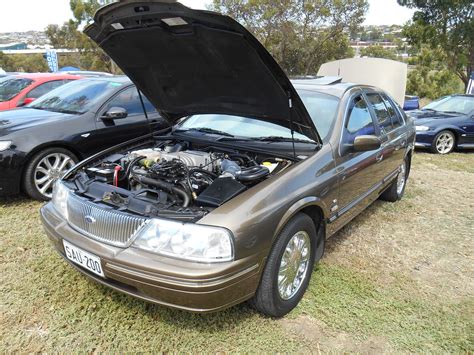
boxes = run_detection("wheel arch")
[20,142,83,189]
[273,197,328,242]
[404,147,413,175]
[435,127,461,146]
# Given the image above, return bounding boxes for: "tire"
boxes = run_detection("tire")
[251,212,324,317]
[380,158,409,202]
[23,147,78,201]
[431,130,456,154]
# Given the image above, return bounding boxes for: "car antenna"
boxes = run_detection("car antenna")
[288,92,297,161]
[137,87,152,135]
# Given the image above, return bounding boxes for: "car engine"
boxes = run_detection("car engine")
[71,142,290,221]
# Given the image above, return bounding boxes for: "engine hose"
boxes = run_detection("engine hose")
[240,166,263,173]
[121,155,146,181]
[189,168,218,179]
[132,173,190,207]
[237,166,269,182]
[228,153,258,166]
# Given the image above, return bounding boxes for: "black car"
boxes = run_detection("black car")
[409,94,474,154]
[0,76,167,200]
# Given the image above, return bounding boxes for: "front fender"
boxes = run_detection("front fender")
[273,196,328,240]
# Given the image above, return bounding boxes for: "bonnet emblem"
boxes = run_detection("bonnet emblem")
[85,215,96,224]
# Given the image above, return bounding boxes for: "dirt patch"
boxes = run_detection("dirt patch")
[281,316,392,353]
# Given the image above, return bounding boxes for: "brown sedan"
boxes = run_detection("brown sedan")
[40,1,415,317]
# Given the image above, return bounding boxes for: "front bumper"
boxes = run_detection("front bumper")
[40,203,264,313]
[415,131,436,148]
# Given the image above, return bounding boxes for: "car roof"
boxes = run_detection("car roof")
[76,75,132,83]
[7,73,82,82]
[12,72,76,78]
[292,79,368,98]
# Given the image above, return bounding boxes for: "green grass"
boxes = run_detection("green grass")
[1,152,473,352]
[416,151,474,173]
[298,264,473,352]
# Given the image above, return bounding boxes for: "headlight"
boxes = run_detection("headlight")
[133,218,234,263]
[0,140,12,151]
[415,125,430,131]
[52,181,70,219]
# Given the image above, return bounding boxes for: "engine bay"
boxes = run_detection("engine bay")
[69,140,292,221]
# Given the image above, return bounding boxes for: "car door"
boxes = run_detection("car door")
[93,86,163,152]
[459,112,474,145]
[364,91,402,180]
[331,92,384,229]
[381,93,408,171]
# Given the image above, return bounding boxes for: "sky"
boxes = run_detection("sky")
[0,0,415,33]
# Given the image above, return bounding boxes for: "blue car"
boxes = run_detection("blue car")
[403,95,420,111]
[409,95,474,154]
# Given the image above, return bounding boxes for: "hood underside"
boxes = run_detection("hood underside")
[84,1,320,142]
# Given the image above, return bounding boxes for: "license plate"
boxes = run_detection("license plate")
[63,240,104,277]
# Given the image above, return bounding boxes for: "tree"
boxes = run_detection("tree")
[209,0,368,76]
[360,45,398,60]
[406,47,463,99]
[45,0,118,73]
[398,0,473,89]
[0,52,13,71]
[0,53,48,72]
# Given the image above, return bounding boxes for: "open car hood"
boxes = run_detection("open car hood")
[84,1,320,143]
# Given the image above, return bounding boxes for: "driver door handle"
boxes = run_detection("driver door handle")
[395,140,406,151]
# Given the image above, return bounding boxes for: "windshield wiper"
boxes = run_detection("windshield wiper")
[440,110,464,115]
[32,107,81,114]
[256,136,315,144]
[421,108,437,112]
[175,127,235,137]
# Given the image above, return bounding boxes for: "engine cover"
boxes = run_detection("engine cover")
[131,148,218,170]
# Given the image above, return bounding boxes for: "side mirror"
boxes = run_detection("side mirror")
[23,97,36,105]
[353,135,381,152]
[101,107,128,120]
[17,97,36,107]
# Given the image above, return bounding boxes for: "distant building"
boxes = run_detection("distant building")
[0,42,27,51]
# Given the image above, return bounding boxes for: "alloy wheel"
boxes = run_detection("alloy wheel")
[34,153,75,198]
[435,132,454,154]
[396,161,406,196]
[278,231,311,300]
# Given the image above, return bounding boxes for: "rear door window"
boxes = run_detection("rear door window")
[381,94,404,128]
[366,93,393,133]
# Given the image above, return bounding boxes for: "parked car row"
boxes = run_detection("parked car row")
[1,71,471,201]
[409,94,474,154]
[0,76,167,199]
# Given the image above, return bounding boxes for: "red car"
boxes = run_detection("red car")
[0,73,81,111]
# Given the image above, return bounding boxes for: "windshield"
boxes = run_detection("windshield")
[179,114,314,141]
[298,90,339,142]
[423,96,474,115]
[178,90,339,142]
[29,79,125,114]
[0,77,33,102]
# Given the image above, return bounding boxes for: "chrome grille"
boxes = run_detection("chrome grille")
[67,193,148,247]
